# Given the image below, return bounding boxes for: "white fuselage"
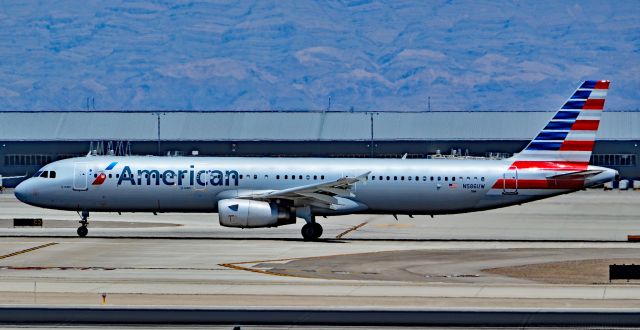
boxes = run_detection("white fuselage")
[14,155,616,215]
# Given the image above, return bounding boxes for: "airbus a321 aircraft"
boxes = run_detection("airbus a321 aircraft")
[15,80,617,239]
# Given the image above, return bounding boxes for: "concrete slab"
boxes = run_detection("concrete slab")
[0,189,638,310]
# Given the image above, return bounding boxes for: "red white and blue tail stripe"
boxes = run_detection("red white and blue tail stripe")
[486,81,611,197]
[513,80,609,168]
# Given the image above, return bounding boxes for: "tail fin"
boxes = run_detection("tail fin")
[514,80,609,165]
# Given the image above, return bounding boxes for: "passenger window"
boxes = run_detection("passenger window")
[313,175,317,180]
[430,176,434,181]
[444,176,448,181]
[437,176,441,181]
[415,176,419,181]
[467,177,471,180]
[394,176,397,181]
[321,175,325,180]
[292,175,295,180]
[108,174,112,178]
[299,175,302,179]
[306,175,310,180]
[401,176,404,181]
[284,175,288,179]
[379,176,383,180]
[239,175,243,179]
[50,171,56,179]
[474,177,478,180]
[371,176,375,180]
[277,175,280,179]
[481,177,485,181]
[94,173,98,178]
[422,176,426,181]
[116,174,120,178]
[386,176,390,180]
[452,177,455,182]
[408,176,411,181]
[254,175,258,179]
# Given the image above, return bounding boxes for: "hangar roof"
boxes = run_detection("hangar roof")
[1,111,638,142]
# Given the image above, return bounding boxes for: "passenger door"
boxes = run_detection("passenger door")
[73,162,89,191]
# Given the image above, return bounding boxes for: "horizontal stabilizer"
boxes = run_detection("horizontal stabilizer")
[546,170,603,180]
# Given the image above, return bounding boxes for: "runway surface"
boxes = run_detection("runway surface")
[1,189,639,241]
[0,189,639,326]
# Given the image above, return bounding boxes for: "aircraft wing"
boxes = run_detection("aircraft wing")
[1,175,26,180]
[237,172,370,209]
[546,170,603,180]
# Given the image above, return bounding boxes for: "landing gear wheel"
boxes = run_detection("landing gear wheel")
[312,222,323,238]
[77,210,89,237]
[77,226,88,237]
[301,223,323,240]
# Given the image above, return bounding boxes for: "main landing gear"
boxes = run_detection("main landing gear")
[301,222,323,241]
[77,210,89,237]
[300,212,323,241]
[297,206,322,241]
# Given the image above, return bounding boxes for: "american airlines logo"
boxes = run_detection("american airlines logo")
[116,165,239,186]
[90,162,118,185]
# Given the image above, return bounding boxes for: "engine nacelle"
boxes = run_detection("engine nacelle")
[218,199,296,228]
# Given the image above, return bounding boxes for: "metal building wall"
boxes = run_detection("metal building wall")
[1,111,638,185]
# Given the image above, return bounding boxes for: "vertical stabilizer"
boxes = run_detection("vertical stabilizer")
[513,80,609,168]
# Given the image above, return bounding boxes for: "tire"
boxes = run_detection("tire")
[301,223,323,240]
[312,222,323,239]
[77,226,88,237]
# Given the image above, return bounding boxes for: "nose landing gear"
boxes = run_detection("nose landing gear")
[77,210,89,237]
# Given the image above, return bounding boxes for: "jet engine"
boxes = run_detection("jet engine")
[218,199,296,228]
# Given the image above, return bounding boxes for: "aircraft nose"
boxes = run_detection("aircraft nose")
[14,179,31,204]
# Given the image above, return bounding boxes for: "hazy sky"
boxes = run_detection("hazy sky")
[0,0,638,111]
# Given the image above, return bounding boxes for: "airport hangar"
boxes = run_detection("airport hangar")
[0,110,638,187]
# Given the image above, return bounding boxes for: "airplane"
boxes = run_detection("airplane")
[14,80,617,239]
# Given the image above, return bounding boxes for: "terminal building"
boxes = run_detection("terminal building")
[0,110,638,187]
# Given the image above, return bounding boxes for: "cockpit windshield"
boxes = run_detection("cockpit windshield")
[32,170,56,179]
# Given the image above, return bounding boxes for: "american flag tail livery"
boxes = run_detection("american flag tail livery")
[491,80,615,196]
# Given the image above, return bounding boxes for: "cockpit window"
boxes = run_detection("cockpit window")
[40,171,49,178]
[50,171,56,179]
[32,171,42,178]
